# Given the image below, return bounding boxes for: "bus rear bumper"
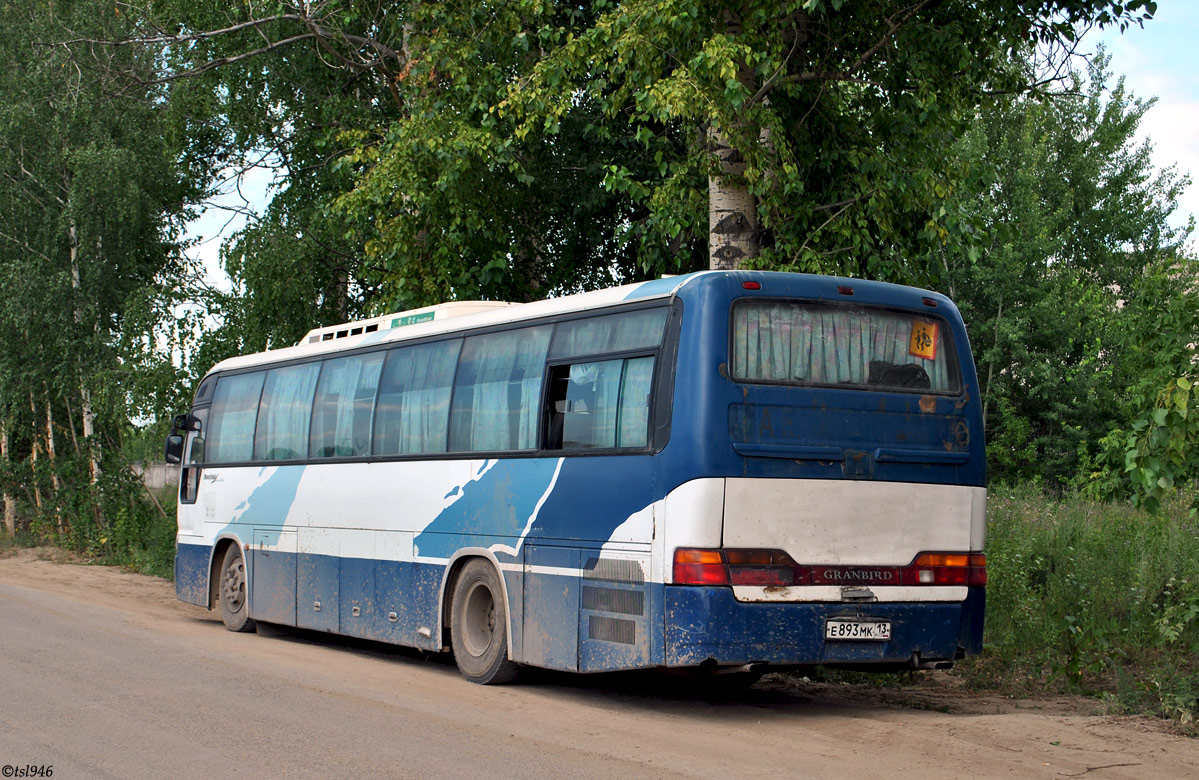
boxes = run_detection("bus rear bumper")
[663,585,985,668]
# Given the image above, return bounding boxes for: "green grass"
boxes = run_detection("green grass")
[956,485,1199,730]
[1,482,178,580]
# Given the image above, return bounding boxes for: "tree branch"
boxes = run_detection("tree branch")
[55,14,310,49]
[54,8,407,89]
[0,229,56,264]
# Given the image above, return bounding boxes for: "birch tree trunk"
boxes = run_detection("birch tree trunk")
[79,382,98,485]
[28,393,43,513]
[1,418,15,536]
[44,394,64,532]
[69,218,100,486]
[45,395,60,491]
[709,129,759,270]
[708,12,759,271]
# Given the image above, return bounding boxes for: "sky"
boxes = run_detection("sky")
[184,163,274,294]
[182,5,1199,290]
[1096,1,1199,241]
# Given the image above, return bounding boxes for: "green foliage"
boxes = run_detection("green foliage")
[1085,260,1199,513]
[0,0,205,545]
[330,0,669,308]
[960,486,1199,728]
[1119,377,1199,516]
[933,55,1192,488]
[331,0,1162,306]
[136,1,411,349]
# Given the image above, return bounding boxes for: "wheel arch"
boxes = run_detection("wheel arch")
[207,534,246,611]
[438,548,515,657]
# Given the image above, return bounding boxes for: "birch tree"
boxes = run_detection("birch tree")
[0,0,202,541]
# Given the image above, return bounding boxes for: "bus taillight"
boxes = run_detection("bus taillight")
[900,552,987,587]
[672,549,987,588]
[724,549,800,586]
[673,548,802,586]
[672,549,730,585]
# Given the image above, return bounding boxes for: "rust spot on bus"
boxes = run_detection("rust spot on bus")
[918,395,936,414]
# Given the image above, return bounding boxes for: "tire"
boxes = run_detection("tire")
[218,545,256,633]
[450,559,520,684]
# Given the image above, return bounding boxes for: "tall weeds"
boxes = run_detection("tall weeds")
[961,486,1199,728]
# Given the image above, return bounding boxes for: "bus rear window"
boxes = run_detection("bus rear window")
[731,301,960,393]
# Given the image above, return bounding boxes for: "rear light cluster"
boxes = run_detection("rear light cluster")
[672,549,986,587]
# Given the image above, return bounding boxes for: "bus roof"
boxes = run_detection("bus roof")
[203,269,955,377]
[206,272,704,375]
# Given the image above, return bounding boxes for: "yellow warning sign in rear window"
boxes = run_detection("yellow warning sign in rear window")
[909,320,939,360]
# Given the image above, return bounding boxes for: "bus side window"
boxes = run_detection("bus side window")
[254,363,321,461]
[544,356,654,450]
[449,326,551,452]
[549,308,667,358]
[374,339,461,456]
[310,352,384,458]
[206,372,266,463]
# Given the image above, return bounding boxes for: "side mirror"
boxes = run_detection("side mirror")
[164,433,185,464]
[172,413,202,432]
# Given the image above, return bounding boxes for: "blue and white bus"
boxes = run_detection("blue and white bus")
[166,271,986,684]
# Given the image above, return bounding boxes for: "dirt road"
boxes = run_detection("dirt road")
[0,549,1194,780]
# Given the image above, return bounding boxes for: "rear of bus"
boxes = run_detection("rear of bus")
[662,272,986,672]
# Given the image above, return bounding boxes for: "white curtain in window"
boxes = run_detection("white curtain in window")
[208,372,265,463]
[311,353,384,458]
[732,303,952,390]
[375,340,461,455]
[452,326,551,451]
[255,363,320,460]
[617,356,654,447]
[550,308,667,359]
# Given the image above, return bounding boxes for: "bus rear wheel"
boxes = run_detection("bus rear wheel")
[218,545,255,633]
[450,559,519,684]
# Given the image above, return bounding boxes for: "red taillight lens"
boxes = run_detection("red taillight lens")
[725,549,801,586]
[969,553,987,586]
[672,548,729,585]
[899,552,987,586]
[672,548,804,586]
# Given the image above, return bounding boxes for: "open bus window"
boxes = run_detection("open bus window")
[544,356,654,450]
[731,301,959,393]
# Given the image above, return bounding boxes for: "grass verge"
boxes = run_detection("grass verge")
[955,485,1199,731]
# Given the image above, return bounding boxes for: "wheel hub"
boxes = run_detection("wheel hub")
[461,581,496,657]
[222,556,246,611]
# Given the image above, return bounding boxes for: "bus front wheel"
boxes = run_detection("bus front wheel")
[450,559,519,684]
[218,545,256,633]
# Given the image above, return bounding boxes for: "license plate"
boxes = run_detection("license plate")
[824,618,892,641]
